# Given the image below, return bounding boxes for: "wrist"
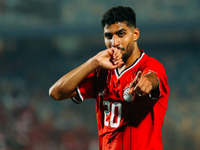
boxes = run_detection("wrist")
[149,86,160,100]
[88,57,100,70]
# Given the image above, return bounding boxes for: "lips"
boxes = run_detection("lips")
[111,46,124,51]
[117,47,124,51]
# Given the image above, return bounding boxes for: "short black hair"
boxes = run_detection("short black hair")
[101,6,136,29]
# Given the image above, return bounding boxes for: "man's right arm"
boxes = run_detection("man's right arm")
[49,48,123,100]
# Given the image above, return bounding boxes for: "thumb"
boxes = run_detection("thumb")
[128,71,142,94]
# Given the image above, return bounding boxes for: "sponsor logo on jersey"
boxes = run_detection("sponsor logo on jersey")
[123,87,134,102]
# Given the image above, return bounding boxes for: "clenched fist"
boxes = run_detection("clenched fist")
[129,71,159,97]
[93,48,124,70]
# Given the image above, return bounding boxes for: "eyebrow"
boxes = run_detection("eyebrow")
[117,29,127,33]
[104,28,127,36]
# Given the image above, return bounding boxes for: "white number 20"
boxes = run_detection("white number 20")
[103,101,122,128]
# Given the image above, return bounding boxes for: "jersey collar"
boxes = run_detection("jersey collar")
[115,50,145,79]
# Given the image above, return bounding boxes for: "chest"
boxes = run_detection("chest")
[97,69,138,104]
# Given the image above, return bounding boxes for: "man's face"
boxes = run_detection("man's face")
[104,22,136,62]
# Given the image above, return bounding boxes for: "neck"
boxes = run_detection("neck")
[118,48,141,74]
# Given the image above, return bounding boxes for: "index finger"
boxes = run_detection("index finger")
[107,49,114,56]
[133,71,142,84]
[128,71,142,94]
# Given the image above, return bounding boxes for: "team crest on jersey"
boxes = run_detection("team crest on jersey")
[123,87,134,102]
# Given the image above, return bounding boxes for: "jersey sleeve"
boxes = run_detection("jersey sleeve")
[142,57,169,100]
[71,69,108,104]
[71,71,97,104]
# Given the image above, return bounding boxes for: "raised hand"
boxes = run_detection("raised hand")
[128,71,155,97]
[93,48,124,70]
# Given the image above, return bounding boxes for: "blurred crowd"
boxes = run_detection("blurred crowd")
[0,39,99,150]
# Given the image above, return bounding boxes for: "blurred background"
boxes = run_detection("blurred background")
[0,0,200,150]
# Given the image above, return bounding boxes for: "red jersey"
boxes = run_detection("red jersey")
[72,50,169,150]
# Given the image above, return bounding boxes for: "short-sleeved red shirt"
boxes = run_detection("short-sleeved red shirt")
[73,50,169,150]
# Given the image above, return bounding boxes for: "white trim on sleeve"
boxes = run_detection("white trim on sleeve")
[76,87,84,101]
[71,87,84,104]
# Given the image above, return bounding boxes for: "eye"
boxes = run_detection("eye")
[118,32,125,37]
[104,33,112,39]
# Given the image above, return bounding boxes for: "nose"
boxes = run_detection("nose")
[111,35,120,48]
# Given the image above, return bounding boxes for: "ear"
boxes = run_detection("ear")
[133,28,140,41]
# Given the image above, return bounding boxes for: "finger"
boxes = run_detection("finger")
[133,77,145,94]
[113,49,122,59]
[111,49,123,65]
[107,49,114,57]
[139,77,152,93]
[135,71,142,81]
[145,84,153,95]
[134,86,147,97]
[131,71,142,87]
[113,59,124,68]
[128,86,134,94]
[111,48,121,61]
[128,71,143,94]
[134,78,153,96]
[112,54,123,63]
[138,84,151,96]
[134,85,143,96]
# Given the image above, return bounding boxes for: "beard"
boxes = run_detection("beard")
[122,48,133,63]
[115,46,133,63]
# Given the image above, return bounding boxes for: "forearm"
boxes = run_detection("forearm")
[49,58,98,100]
[49,48,123,100]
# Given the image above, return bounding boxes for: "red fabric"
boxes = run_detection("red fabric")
[75,50,169,150]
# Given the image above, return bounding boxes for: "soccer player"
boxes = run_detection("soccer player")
[49,6,169,150]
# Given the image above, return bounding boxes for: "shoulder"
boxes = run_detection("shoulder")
[139,50,167,75]
[142,52,165,69]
